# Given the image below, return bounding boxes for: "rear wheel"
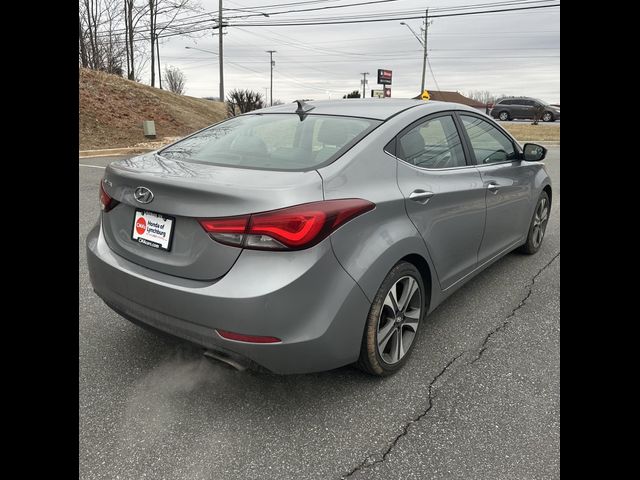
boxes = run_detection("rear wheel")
[498,111,510,121]
[518,191,550,254]
[356,262,425,376]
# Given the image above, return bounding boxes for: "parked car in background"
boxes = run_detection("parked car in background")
[489,97,560,122]
[87,99,552,376]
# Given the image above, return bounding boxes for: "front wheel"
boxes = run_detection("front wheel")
[518,191,550,254]
[542,112,554,122]
[356,262,425,376]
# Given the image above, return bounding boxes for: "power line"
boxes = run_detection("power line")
[227,4,560,27]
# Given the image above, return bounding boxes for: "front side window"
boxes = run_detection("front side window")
[460,115,517,164]
[396,115,466,169]
[159,114,380,170]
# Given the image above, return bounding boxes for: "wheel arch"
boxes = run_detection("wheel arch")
[400,253,433,312]
[543,184,552,206]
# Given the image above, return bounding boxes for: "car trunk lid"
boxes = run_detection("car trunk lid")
[100,153,324,280]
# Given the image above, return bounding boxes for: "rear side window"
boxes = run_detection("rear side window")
[460,115,517,164]
[159,114,380,171]
[396,115,466,169]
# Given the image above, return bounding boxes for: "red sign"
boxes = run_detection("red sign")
[384,87,391,98]
[135,217,147,235]
[377,69,392,85]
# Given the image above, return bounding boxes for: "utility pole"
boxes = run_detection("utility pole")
[266,50,276,106]
[218,0,224,102]
[156,34,162,89]
[360,72,369,99]
[420,8,430,94]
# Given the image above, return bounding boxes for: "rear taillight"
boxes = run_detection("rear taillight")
[99,180,119,212]
[198,199,375,250]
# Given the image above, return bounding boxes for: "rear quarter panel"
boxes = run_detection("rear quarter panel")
[318,107,449,312]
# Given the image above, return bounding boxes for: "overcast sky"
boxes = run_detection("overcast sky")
[154,0,560,103]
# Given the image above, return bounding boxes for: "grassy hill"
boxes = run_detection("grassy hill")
[79,68,226,150]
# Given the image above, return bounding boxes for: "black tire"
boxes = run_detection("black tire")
[542,112,554,122]
[498,111,510,121]
[356,261,426,376]
[518,191,550,255]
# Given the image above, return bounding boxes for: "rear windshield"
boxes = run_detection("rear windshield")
[159,113,381,171]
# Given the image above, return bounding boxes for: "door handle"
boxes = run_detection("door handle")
[409,190,435,204]
[487,183,500,194]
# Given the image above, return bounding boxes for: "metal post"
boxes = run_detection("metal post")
[218,0,224,102]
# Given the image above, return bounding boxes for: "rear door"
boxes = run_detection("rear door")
[457,113,532,263]
[520,99,536,119]
[510,99,527,119]
[393,112,486,290]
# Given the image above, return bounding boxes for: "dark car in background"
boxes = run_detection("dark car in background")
[489,97,560,122]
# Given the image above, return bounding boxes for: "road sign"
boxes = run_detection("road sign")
[371,89,384,98]
[384,87,391,98]
[421,90,430,100]
[377,69,392,85]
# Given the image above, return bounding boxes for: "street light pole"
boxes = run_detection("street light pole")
[266,50,276,106]
[401,8,430,94]
[421,8,429,94]
[218,0,224,102]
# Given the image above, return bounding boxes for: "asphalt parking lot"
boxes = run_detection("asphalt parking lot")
[79,149,560,480]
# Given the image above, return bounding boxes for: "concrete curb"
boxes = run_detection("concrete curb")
[79,147,155,158]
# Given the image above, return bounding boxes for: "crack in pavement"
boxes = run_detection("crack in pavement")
[340,352,466,479]
[470,251,560,364]
[339,251,560,479]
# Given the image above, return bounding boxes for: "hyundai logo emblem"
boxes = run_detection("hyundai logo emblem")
[134,186,154,204]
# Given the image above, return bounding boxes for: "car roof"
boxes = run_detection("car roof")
[249,99,479,121]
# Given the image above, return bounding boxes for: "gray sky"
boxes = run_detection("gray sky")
[154,0,560,103]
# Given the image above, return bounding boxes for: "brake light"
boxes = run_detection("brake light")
[99,181,119,212]
[216,329,281,343]
[198,199,375,250]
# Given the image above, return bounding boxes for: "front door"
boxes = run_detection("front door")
[393,113,486,290]
[458,113,532,263]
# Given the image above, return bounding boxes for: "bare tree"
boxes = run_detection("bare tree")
[226,89,265,117]
[79,15,89,68]
[79,0,127,75]
[124,0,149,81]
[531,103,546,125]
[148,0,200,87]
[466,90,505,105]
[164,66,186,94]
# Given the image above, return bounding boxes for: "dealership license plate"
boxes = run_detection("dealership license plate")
[131,209,175,251]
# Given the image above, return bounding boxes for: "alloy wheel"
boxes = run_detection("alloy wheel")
[532,197,549,248]
[376,275,422,365]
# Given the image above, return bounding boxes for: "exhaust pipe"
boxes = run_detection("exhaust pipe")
[203,349,248,371]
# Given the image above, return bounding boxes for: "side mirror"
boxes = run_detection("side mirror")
[522,143,547,161]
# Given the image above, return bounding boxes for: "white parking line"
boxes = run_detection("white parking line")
[79,164,106,169]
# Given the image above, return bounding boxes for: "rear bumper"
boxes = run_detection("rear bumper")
[86,222,371,374]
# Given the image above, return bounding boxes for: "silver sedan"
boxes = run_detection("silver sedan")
[86,99,551,376]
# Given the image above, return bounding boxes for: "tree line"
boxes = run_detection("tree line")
[79,0,198,93]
